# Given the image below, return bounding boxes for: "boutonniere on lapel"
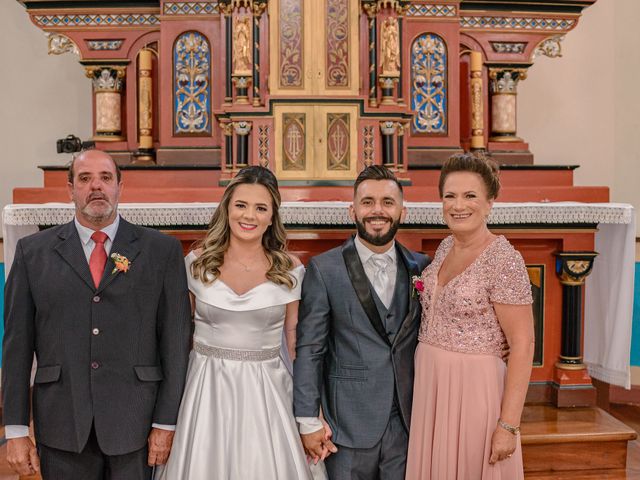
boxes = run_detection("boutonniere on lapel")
[110,253,131,275]
[411,275,425,299]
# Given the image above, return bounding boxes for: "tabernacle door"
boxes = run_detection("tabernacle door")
[269,0,359,96]
[274,104,359,181]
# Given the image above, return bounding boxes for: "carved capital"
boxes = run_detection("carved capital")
[396,122,408,136]
[252,1,267,16]
[217,0,233,15]
[46,33,79,56]
[85,66,126,92]
[232,75,252,88]
[362,2,379,18]
[380,120,397,136]
[488,68,528,94]
[554,252,598,286]
[233,121,252,136]
[219,121,234,136]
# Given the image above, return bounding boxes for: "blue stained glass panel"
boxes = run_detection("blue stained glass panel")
[174,31,211,135]
[411,33,447,134]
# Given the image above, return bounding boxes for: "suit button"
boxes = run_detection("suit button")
[93,296,101,303]
[92,328,100,335]
[91,361,100,369]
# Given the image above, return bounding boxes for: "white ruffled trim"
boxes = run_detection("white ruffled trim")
[185,252,304,311]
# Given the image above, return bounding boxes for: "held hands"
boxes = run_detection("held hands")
[301,420,338,464]
[6,437,40,476]
[488,426,517,464]
[147,428,175,466]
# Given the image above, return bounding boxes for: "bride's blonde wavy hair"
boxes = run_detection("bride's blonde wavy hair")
[191,166,295,288]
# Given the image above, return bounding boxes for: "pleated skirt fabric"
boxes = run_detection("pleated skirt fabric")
[405,343,524,480]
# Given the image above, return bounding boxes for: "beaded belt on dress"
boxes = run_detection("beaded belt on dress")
[193,341,280,361]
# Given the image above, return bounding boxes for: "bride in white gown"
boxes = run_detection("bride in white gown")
[156,166,327,480]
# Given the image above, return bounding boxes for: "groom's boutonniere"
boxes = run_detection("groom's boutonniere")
[110,253,131,275]
[412,275,425,298]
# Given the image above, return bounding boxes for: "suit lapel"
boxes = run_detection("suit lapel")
[341,236,391,346]
[54,221,96,290]
[96,218,141,294]
[393,242,421,346]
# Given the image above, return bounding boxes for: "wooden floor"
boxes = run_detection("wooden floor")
[0,404,638,479]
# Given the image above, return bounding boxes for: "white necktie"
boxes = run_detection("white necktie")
[370,254,392,308]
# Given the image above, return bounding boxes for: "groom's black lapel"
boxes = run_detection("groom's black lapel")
[342,236,391,346]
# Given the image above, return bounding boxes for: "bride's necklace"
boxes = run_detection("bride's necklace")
[228,251,264,272]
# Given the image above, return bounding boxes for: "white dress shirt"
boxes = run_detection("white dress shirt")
[296,236,397,435]
[5,216,174,439]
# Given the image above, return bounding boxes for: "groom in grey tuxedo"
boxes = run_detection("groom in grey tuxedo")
[294,166,430,479]
[2,149,191,479]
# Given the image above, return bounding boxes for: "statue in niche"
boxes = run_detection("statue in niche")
[381,17,400,77]
[234,17,252,75]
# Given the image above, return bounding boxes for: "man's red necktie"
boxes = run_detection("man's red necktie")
[89,231,108,288]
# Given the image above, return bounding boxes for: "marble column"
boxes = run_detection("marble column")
[552,251,598,407]
[488,67,527,143]
[85,66,126,141]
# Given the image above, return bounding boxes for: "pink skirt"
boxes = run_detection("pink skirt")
[405,343,523,480]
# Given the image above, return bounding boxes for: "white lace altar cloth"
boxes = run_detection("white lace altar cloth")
[2,201,634,227]
[2,201,636,388]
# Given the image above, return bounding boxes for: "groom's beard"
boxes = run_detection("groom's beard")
[354,214,401,246]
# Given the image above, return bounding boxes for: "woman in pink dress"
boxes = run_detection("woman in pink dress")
[406,154,535,480]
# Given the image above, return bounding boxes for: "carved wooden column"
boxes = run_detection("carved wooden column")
[234,121,252,167]
[470,51,485,151]
[252,2,267,106]
[220,2,234,105]
[488,67,527,143]
[134,49,154,163]
[553,251,599,407]
[221,120,234,170]
[380,121,396,168]
[85,65,126,142]
[396,121,408,170]
[396,4,407,105]
[363,2,379,107]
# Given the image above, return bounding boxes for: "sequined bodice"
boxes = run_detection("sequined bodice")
[417,235,532,357]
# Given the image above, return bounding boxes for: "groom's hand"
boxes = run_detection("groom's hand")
[319,417,337,460]
[6,437,40,476]
[301,428,337,464]
[147,428,175,466]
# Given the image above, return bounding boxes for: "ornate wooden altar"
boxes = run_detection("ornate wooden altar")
[18,0,596,171]
[16,0,617,408]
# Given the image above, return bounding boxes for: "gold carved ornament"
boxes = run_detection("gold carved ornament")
[233,17,252,75]
[380,17,400,77]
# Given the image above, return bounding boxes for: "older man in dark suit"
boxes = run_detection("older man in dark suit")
[294,166,430,480]
[2,149,191,479]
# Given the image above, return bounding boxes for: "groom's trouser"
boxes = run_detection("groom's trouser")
[324,405,408,480]
[38,424,152,480]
